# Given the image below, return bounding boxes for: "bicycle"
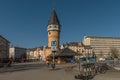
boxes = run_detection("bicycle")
[95,62,108,74]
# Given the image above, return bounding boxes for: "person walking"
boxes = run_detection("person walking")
[46,60,50,67]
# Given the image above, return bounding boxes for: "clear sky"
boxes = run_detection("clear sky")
[0,0,120,48]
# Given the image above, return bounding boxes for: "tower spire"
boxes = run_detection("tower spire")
[48,10,60,25]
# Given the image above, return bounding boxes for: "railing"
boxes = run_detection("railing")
[74,60,112,80]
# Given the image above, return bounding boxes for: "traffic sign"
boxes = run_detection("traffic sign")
[51,46,57,51]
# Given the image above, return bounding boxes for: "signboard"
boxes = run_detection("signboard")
[51,46,57,51]
[51,41,56,46]
[51,41,57,51]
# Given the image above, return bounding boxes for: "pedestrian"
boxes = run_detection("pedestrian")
[46,60,50,67]
[8,57,13,67]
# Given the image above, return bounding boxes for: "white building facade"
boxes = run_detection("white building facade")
[27,47,46,61]
[83,36,120,56]
[9,46,27,61]
[60,42,93,56]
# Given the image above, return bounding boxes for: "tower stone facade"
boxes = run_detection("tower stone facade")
[47,10,60,50]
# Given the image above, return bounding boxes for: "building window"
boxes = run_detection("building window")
[54,26,57,28]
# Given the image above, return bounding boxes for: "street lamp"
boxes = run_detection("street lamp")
[78,54,81,72]
[52,51,55,69]
[51,41,57,70]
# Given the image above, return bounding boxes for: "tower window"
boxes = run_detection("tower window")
[49,32,51,35]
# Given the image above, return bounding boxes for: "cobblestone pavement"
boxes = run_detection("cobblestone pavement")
[0,62,45,73]
[0,63,120,80]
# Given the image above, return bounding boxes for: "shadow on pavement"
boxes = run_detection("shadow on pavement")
[0,63,46,73]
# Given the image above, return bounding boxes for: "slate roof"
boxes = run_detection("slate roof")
[58,48,77,57]
[48,10,60,25]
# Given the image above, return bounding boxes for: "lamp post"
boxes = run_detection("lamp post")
[78,54,81,72]
[52,51,55,69]
[51,41,57,70]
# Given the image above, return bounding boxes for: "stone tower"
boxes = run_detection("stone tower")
[47,10,60,50]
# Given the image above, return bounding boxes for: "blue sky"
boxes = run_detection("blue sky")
[0,0,120,48]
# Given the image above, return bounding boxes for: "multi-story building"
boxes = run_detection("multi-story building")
[83,36,120,56]
[60,42,78,52]
[60,42,93,56]
[9,46,27,61]
[27,47,46,61]
[0,35,10,59]
[27,48,38,61]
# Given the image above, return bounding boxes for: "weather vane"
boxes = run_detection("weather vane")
[51,0,56,9]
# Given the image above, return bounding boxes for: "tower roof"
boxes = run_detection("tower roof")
[48,10,60,25]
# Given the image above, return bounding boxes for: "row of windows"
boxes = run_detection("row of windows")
[91,40,120,43]
[92,44,120,46]
[92,46,120,49]
[91,41,120,43]
[49,26,58,28]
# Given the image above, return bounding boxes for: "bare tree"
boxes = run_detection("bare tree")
[99,50,103,57]
[110,47,119,58]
